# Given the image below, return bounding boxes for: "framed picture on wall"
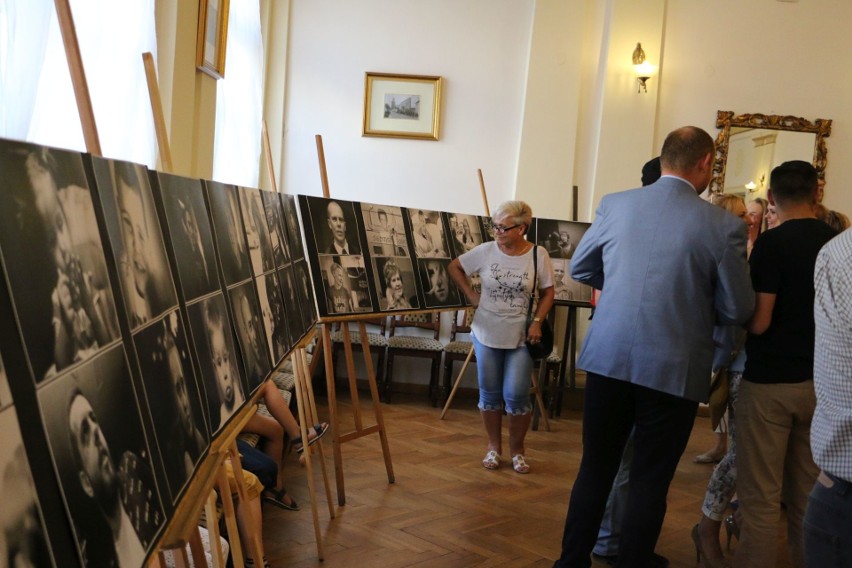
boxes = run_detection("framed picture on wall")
[196,0,230,79]
[362,72,443,140]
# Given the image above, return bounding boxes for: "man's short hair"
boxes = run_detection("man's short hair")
[659,127,714,173]
[770,160,818,207]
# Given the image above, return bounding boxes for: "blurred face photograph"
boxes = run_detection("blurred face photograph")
[205,181,251,286]
[0,141,120,381]
[188,295,245,432]
[156,173,218,301]
[92,157,176,329]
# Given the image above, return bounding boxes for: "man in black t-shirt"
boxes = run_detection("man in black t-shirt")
[734,161,837,568]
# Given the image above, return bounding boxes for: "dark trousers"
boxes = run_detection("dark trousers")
[804,471,852,568]
[237,439,278,491]
[554,373,698,568]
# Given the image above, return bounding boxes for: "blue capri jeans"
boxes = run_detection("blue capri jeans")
[472,335,533,415]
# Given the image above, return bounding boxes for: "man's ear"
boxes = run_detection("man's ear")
[78,470,94,498]
[767,189,776,206]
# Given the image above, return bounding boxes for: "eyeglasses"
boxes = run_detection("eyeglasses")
[493,223,521,234]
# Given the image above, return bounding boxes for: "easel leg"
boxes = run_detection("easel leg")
[205,490,227,568]
[358,321,395,484]
[296,347,336,519]
[216,466,244,568]
[227,444,265,565]
[530,367,551,432]
[440,345,475,420]
[292,348,327,560]
[321,323,346,506]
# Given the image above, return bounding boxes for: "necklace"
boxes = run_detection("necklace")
[498,240,533,257]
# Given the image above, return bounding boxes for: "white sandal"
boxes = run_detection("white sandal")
[482,450,502,470]
[512,454,530,474]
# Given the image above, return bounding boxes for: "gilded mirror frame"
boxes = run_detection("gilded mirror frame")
[709,110,832,194]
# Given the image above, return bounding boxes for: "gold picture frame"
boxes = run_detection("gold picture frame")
[363,72,443,141]
[196,0,230,79]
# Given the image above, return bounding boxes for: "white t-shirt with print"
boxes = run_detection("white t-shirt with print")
[458,242,554,349]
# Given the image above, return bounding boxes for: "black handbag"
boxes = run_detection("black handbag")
[525,246,553,360]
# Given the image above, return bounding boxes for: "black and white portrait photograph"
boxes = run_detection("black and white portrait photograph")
[384,93,420,119]
[293,260,317,330]
[536,219,590,260]
[277,266,305,346]
[228,281,271,394]
[281,194,305,262]
[0,141,120,382]
[318,255,372,315]
[205,180,251,286]
[255,272,289,364]
[0,408,54,568]
[304,196,362,256]
[360,203,408,257]
[187,295,246,434]
[239,187,275,277]
[552,258,593,305]
[261,190,290,267]
[154,173,219,301]
[373,257,419,311]
[446,213,483,256]
[480,216,496,242]
[409,208,450,258]
[418,258,461,308]
[91,157,177,330]
[132,311,208,504]
[37,345,164,567]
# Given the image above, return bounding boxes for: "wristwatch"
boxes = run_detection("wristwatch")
[532,317,542,323]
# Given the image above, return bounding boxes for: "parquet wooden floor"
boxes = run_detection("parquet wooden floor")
[262,390,793,568]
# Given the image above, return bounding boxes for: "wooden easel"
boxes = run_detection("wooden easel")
[313,135,395,506]
[438,170,551,431]
[259,125,335,559]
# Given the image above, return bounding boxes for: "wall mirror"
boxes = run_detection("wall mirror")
[709,110,832,198]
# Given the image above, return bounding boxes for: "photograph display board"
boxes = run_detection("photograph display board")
[407,208,462,309]
[38,345,165,568]
[205,180,252,287]
[533,218,593,306]
[0,353,55,567]
[91,157,177,331]
[228,281,271,391]
[0,142,121,383]
[361,203,419,311]
[150,173,220,302]
[239,187,275,277]
[300,196,373,316]
[131,309,209,504]
[186,294,246,434]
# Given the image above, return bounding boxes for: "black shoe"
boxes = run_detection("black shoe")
[590,552,669,568]
[591,552,617,566]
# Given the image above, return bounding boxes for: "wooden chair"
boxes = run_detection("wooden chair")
[442,308,476,406]
[384,312,443,405]
[330,317,388,391]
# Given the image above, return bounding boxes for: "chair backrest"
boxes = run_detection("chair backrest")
[449,308,475,341]
[389,312,440,340]
[334,316,388,335]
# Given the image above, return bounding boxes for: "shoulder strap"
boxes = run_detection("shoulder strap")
[527,245,538,321]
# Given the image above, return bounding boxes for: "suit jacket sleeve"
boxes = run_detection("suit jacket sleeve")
[570,199,607,290]
[714,222,754,326]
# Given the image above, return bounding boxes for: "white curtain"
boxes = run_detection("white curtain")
[0,0,157,167]
[212,0,263,187]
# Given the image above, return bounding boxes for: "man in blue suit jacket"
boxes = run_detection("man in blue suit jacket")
[554,126,754,568]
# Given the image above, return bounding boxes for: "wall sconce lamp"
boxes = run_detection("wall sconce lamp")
[632,42,656,93]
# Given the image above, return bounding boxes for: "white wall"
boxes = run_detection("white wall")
[282,0,534,215]
[655,0,852,215]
